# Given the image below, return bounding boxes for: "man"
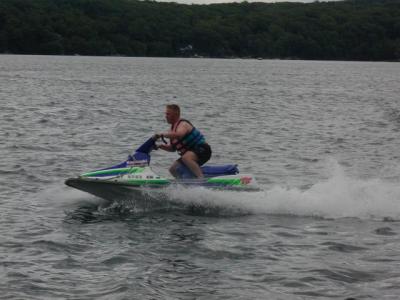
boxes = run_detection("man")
[154,104,211,178]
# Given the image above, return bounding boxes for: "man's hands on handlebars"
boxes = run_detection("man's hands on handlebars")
[153,133,169,151]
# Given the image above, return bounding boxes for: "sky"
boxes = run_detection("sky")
[155,0,326,4]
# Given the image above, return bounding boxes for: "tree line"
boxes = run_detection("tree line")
[0,0,399,61]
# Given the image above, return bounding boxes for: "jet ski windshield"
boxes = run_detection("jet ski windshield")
[135,137,157,154]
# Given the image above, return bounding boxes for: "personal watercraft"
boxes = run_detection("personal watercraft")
[65,137,258,202]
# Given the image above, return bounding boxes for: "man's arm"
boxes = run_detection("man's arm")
[158,144,174,152]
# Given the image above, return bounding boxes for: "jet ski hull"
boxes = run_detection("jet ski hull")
[65,178,150,202]
[65,174,259,203]
[65,137,259,204]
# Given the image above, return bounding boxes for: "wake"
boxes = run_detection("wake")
[43,160,400,220]
[155,161,400,220]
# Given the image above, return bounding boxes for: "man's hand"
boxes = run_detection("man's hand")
[158,144,172,152]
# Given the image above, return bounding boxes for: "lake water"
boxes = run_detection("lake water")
[1,55,400,299]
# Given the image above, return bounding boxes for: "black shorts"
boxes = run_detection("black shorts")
[179,143,212,166]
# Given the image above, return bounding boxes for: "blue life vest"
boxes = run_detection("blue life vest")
[171,119,206,155]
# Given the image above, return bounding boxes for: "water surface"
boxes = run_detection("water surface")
[1,55,400,299]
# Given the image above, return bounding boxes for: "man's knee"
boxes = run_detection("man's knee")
[169,161,180,177]
[169,165,176,174]
[181,151,198,163]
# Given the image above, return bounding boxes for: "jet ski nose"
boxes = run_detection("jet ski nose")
[65,178,78,188]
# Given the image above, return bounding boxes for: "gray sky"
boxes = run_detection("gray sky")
[156,0,324,4]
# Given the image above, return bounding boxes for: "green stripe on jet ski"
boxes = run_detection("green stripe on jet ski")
[124,179,170,185]
[207,178,242,185]
[81,167,145,177]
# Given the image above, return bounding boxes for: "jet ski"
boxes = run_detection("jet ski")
[65,137,258,202]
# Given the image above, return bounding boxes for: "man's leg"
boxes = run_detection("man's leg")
[181,151,204,178]
[169,160,181,178]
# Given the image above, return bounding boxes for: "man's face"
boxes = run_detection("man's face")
[165,108,178,124]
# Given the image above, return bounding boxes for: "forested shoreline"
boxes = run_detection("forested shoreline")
[0,0,399,61]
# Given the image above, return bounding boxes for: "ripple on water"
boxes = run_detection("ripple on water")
[374,227,397,236]
[101,254,132,267]
[31,239,91,255]
[320,241,369,253]
[52,256,82,270]
[310,268,377,284]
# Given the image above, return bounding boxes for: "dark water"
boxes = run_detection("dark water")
[1,55,400,299]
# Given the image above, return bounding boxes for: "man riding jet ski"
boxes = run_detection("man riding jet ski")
[65,104,257,202]
[154,104,212,179]
[65,135,258,202]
